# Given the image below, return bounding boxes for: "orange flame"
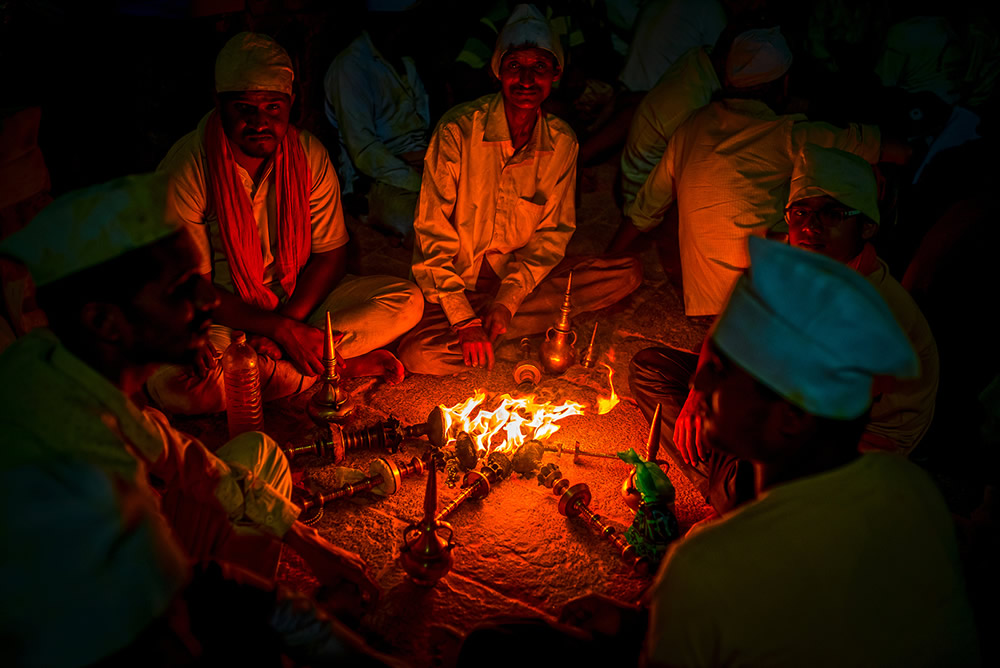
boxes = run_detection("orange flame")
[596,363,620,415]
[438,391,585,455]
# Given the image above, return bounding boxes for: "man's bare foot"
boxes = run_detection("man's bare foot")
[341,350,405,385]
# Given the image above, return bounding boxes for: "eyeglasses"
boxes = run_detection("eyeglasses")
[784,205,862,228]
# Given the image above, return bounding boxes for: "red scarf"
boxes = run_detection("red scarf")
[847,241,880,277]
[205,111,311,310]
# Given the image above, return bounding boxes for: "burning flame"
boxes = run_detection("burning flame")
[438,391,585,455]
[596,363,620,415]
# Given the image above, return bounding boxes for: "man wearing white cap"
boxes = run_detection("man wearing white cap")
[151,32,424,415]
[645,237,978,667]
[0,174,389,665]
[786,143,938,455]
[324,0,430,242]
[610,27,905,317]
[399,4,641,375]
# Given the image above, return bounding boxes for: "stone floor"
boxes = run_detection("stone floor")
[174,159,712,667]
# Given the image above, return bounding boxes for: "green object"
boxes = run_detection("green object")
[618,447,674,505]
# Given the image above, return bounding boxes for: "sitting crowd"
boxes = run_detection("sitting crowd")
[0,1,994,666]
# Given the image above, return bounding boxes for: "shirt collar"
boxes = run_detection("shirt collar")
[483,93,555,152]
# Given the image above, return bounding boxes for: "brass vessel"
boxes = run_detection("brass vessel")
[539,271,577,375]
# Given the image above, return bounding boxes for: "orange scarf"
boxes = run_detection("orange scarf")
[205,111,311,310]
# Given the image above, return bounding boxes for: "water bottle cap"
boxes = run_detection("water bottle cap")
[232,331,246,345]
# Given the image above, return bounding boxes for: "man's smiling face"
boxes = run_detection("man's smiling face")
[498,47,560,112]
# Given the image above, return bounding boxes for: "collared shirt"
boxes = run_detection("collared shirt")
[159,113,348,300]
[630,99,881,316]
[647,454,979,667]
[411,93,578,326]
[620,46,720,208]
[0,330,300,539]
[324,31,430,194]
[618,0,725,93]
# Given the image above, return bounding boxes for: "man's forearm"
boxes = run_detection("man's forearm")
[279,247,347,322]
[212,288,292,339]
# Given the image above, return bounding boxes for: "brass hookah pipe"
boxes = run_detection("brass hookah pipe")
[551,477,652,575]
[434,450,514,523]
[299,456,426,511]
[284,405,450,460]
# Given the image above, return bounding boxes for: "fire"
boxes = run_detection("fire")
[596,363,620,415]
[438,391,585,455]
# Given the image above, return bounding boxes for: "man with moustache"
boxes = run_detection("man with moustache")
[0,174,389,667]
[149,32,423,415]
[399,5,641,375]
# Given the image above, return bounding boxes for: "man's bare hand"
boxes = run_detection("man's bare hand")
[272,320,325,376]
[674,388,709,466]
[284,521,379,617]
[458,324,494,370]
[559,593,646,638]
[484,303,512,342]
[193,340,219,379]
[247,334,283,360]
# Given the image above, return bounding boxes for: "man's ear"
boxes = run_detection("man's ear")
[80,303,128,343]
[861,221,878,241]
[775,400,815,442]
[553,64,562,83]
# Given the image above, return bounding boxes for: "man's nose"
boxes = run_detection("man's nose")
[518,67,535,84]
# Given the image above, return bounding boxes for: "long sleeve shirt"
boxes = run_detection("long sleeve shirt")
[629,99,881,316]
[324,31,430,193]
[411,93,578,326]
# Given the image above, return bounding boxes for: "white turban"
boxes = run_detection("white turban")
[490,3,564,79]
[712,237,918,419]
[725,27,793,88]
[215,32,294,96]
[789,144,881,224]
[0,173,180,286]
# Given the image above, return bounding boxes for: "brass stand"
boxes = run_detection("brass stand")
[581,322,599,368]
[307,311,353,426]
[434,451,513,523]
[300,456,425,511]
[399,456,456,586]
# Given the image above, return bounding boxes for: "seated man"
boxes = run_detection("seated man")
[150,32,423,415]
[0,174,387,666]
[610,27,907,317]
[630,144,940,515]
[398,4,642,375]
[324,1,430,241]
[645,237,978,666]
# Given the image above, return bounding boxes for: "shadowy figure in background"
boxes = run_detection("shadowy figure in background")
[148,32,423,416]
[324,0,430,244]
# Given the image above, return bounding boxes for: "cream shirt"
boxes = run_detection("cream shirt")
[412,93,578,326]
[159,112,349,301]
[647,454,980,667]
[620,47,720,208]
[630,99,881,315]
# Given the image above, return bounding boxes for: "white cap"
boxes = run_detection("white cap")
[0,173,180,286]
[789,144,881,223]
[215,32,294,96]
[725,27,793,88]
[712,237,918,419]
[490,4,564,79]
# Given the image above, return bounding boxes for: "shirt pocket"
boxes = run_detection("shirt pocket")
[495,196,546,250]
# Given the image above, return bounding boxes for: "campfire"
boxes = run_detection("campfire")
[435,363,621,457]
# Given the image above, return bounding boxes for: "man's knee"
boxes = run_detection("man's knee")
[395,282,425,331]
[217,431,292,496]
[146,364,226,415]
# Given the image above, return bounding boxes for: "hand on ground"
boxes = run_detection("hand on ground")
[484,303,512,342]
[674,388,710,466]
[194,340,219,378]
[458,324,494,369]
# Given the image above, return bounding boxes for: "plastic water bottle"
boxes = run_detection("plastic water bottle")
[223,331,264,438]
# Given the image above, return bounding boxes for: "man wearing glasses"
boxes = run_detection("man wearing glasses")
[627,143,937,515]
